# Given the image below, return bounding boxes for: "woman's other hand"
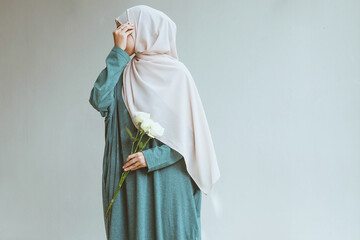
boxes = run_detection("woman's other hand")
[123,152,148,171]
[113,21,134,50]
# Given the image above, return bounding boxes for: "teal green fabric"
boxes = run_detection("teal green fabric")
[89,45,202,240]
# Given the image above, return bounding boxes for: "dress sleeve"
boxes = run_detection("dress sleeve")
[142,141,184,173]
[89,45,131,118]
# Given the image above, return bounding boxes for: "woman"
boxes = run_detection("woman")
[89,5,220,240]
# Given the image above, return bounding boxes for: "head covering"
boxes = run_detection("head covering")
[115,5,220,195]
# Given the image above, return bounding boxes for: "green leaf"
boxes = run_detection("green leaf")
[125,126,135,141]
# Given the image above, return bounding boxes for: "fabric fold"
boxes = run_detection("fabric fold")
[116,5,220,195]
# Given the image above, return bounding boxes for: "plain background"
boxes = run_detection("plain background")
[1,0,359,239]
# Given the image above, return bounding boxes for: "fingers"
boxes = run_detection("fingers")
[123,157,136,169]
[114,26,133,35]
[123,152,140,169]
[119,24,134,32]
[125,28,135,35]
[121,26,134,37]
[124,162,141,171]
[116,21,134,31]
[126,152,141,162]
[123,152,145,171]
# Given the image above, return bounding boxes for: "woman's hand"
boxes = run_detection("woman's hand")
[113,21,134,50]
[123,152,148,171]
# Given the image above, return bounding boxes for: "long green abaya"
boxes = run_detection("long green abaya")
[89,46,202,240]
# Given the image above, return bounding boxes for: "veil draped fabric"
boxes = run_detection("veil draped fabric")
[115,5,220,195]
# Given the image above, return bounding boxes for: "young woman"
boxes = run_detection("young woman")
[89,5,220,240]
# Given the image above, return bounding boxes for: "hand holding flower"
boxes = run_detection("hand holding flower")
[105,111,164,219]
[123,152,147,171]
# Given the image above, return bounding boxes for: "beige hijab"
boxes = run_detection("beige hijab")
[115,5,220,195]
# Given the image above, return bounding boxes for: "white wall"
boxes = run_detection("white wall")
[0,0,359,239]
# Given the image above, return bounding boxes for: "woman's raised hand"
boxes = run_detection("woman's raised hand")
[113,21,134,50]
[123,152,148,171]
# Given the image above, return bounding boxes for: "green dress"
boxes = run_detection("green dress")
[89,45,202,240]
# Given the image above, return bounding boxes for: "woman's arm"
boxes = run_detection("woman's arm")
[142,143,184,173]
[89,45,130,118]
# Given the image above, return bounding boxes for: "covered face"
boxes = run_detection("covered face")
[115,8,136,50]
[114,18,135,43]
[114,5,178,58]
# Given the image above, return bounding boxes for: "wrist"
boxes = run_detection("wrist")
[115,44,125,50]
[111,46,131,61]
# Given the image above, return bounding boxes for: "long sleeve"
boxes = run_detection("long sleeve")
[89,45,131,118]
[142,141,184,173]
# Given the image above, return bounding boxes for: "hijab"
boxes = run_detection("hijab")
[115,5,220,195]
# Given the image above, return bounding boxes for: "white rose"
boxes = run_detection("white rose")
[140,118,153,132]
[149,121,164,138]
[134,111,150,126]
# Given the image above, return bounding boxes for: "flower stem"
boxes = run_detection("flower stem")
[105,128,151,219]
[139,136,152,151]
[131,126,141,154]
[134,130,145,153]
[105,170,129,219]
